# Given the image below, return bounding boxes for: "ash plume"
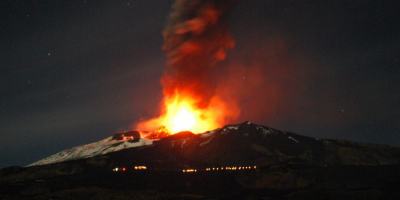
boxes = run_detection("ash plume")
[135,0,239,133]
[161,0,236,107]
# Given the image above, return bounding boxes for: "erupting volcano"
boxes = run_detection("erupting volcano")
[136,0,239,134]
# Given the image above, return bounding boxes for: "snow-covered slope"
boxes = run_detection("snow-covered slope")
[28,132,153,167]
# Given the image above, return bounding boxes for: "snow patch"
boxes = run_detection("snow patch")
[227,126,238,130]
[181,138,189,148]
[123,136,134,140]
[28,137,153,167]
[257,126,272,136]
[201,129,219,138]
[200,138,212,146]
[288,136,299,143]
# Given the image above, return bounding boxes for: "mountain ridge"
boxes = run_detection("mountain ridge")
[27,121,400,168]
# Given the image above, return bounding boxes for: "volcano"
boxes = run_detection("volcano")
[28,121,400,168]
[2,122,400,199]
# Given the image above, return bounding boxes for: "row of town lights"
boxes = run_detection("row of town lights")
[113,167,126,172]
[113,166,257,172]
[113,166,146,172]
[135,166,147,170]
[206,166,256,171]
[182,169,197,173]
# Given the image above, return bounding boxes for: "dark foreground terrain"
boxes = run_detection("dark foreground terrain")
[2,161,400,200]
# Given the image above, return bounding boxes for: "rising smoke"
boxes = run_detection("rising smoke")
[161,0,236,107]
[135,0,239,133]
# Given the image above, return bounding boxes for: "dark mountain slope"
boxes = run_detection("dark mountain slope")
[2,122,400,199]
[99,121,400,170]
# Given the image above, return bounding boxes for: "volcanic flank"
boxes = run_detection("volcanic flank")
[27,122,400,169]
[3,122,400,199]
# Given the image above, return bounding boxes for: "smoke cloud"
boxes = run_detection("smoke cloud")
[135,0,239,133]
[161,0,236,107]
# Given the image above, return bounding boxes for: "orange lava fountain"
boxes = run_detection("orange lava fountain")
[136,92,238,134]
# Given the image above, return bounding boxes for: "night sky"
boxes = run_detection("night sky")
[1,0,399,168]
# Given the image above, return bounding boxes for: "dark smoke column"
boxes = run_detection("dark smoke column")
[161,0,236,107]
[135,0,239,133]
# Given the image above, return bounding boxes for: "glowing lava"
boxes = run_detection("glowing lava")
[136,93,239,134]
[161,95,212,133]
[168,102,197,133]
